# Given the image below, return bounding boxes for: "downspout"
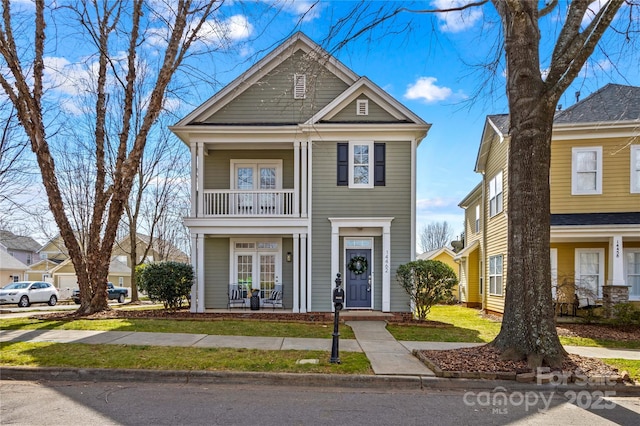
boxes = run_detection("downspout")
[481,171,487,312]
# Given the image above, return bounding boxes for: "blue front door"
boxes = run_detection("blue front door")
[346,249,372,308]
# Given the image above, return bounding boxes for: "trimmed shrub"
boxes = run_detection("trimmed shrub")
[137,261,193,311]
[396,260,458,320]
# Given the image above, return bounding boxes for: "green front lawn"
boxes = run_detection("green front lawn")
[0,317,355,339]
[0,342,371,374]
[602,359,640,382]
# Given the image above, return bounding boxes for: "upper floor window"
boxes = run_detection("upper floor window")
[572,147,602,195]
[475,205,480,233]
[489,171,503,217]
[293,74,306,99]
[337,142,385,188]
[489,254,503,296]
[26,253,32,265]
[631,145,640,194]
[356,99,368,116]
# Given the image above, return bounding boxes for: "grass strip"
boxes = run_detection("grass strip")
[0,341,371,374]
[0,318,355,339]
[601,359,640,382]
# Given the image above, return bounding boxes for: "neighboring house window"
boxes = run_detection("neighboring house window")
[293,74,306,99]
[631,145,640,193]
[575,248,604,299]
[337,142,385,187]
[475,205,480,233]
[40,253,47,259]
[119,277,124,286]
[489,255,503,296]
[625,249,640,300]
[26,253,32,265]
[489,171,503,217]
[356,99,368,116]
[13,275,19,282]
[572,147,602,195]
[8,250,14,257]
[117,255,127,264]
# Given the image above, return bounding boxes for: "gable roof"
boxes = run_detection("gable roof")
[417,246,456,261]
[0,230,41,252]
[0,250,29,271]
[170,32,430,143]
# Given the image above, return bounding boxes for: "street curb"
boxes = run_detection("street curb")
[1,366,639,395]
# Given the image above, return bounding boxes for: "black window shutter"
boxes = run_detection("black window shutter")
[374,143,385,186]
[337,143,348,186]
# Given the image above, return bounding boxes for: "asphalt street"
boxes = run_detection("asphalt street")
[2,380,640,425]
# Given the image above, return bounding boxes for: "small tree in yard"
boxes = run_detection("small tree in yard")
[137,262,193,312]
[397,260,458,320]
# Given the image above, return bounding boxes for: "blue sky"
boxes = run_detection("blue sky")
[5,0,639,246]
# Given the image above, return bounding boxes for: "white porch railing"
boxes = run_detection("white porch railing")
[202,189,296,216]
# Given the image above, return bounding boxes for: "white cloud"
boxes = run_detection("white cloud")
[404,77,453,103]
[281,0,324,22]
[582,0,606,27]
[198,14,253,47]
[431,0,484,33]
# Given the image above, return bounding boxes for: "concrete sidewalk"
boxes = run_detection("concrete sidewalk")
[2,321,639,378]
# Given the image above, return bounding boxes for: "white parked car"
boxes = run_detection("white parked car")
[0,281,59,307]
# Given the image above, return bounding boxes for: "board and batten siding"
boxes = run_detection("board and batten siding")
[205,51,350,124]
[311,140,413,312]
[550,140,640,213]
[204,237,230,309]
[484,134,509,314]
[327,95,399,123]
[203,149,294,190]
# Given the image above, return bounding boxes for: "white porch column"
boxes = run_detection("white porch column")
[292,233,300,313]
[608,235,626,286]
[382,223,391,312]
[300,233,308,313]
[196,233,205,313]
[190,144,197,217]
[293,142,300,216]
[330,222,340,312]
[301,141,308,218]
[196,142,205,217]
[190,233,198,313]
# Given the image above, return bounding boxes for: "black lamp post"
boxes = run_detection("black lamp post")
[330,273,344,364]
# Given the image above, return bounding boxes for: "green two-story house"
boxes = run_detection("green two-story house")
[170,32,431,314]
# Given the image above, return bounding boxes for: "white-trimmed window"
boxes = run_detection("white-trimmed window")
[489,171,503,217]
[293,74,306,99]
[572,147,602,195]
[230,239,281,299]
[356,99,368,116]
[625,249,640,300]
[631,145,640,193]
[475,205,480,233]
[349,141,374,188]
[489,255,503,296]
[575,248,604,299]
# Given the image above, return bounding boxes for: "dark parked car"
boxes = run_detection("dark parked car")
[72,282,128,304]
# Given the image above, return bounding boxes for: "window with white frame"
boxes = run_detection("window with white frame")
[489,171,503,217]
[349,141,374,188]
[625,249,640,300]
[475,205,480,233]
[631,145,640,193]
[231,239,281,299]
[489,255,503,296]
[572,147,602,195]
[293,74,306,99]
[356,99,368,116]
[575,248,604,299]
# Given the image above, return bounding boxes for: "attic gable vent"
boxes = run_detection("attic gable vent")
[294,74,306,99]
[356,99,368,116]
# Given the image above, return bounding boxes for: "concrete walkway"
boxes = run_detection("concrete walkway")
[2,321,639,378]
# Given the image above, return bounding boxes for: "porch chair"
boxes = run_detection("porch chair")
[263,284,283,310]
[228,283,246,309]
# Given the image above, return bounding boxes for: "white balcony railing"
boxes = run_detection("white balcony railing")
[202,189,296,217]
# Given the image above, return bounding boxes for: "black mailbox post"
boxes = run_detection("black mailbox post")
[330,273,344,364]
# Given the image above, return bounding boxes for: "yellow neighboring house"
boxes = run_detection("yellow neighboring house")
[457,84,640,315]
[111,233,189,269]
[417,246,460,300]
[0,250,29,284]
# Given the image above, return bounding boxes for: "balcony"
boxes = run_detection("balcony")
[202,189,296,217]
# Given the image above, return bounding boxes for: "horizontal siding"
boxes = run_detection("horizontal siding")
[484,134,508,313]
[204,150,294,190]
[311,140,413,312]
[206,51,349,124]
[328,95,399,123]
[551,140,640,213]
[204,237,230,309]
[466,248,481,303]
